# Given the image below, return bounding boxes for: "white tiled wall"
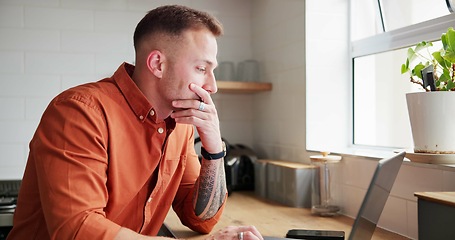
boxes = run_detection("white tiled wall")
[0,0,254,179]
[250,0,308,163]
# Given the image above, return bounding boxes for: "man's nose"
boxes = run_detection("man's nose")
[203,71,218,94]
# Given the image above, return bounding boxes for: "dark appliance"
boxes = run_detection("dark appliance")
[194,138,257,195]
[224,144,257,193]
[0,180,21,240]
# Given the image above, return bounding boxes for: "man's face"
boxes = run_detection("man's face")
[159,29,218,108]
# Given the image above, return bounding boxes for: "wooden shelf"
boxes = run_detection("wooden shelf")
[217,80,272,93]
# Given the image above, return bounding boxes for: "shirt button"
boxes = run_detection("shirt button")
[158,127,164,134]
[150,110,155,116]
[147,197,152,203]
[139,115,144,120]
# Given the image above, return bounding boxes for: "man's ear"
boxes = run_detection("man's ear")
[146,50,164,78]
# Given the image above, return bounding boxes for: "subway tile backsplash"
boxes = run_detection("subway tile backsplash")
[24,7,94,30]
[0,29,60,51]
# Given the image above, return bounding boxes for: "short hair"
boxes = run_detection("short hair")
[133,5,223,51]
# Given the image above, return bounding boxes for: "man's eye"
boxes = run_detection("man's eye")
[197,66,206,72]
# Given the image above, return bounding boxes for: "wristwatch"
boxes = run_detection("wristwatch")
[201,141,226,160]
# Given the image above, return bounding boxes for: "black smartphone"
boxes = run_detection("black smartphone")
[286,229,345,240]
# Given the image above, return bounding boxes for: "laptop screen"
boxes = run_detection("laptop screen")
[348,152,405,240]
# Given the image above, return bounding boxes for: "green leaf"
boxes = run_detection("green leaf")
[436,79,441,87]
[401,63,408,74]
[447,79,455,90]
[443,27,455,63]
[407,48,417,62]
[443,51,455,63]
[439,72,449,82]
[433,51,448,68]
[442,32,448,50]
[441,68,451,81]
[445,27,455,51]
[411,63,425,79]
[415,41,432,53]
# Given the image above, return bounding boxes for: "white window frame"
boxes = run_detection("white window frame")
[351,14,455,59]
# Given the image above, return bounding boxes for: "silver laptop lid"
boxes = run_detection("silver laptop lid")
[348,151,405,240]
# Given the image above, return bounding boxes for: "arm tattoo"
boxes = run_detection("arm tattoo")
[193,158,227,219]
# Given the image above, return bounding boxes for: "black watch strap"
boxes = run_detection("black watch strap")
[201,142,226,160]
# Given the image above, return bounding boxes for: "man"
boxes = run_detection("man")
[7,5,262,240]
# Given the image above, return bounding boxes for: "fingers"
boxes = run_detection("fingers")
[197,101,206,111]
[170,100,213,124]
[170,83,222,152]
[171,99,211,114]
[239,226,263,240]
[170,84,217,125]
[207,226,264,240]
[190,83,213,104]
[171,84,214,116]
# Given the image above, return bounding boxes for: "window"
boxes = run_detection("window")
[306,0,455,152]
[352,0,455,149]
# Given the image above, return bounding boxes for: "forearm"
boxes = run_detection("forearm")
[193,158,228,219]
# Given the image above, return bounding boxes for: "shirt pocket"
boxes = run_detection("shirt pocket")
[162,155,186,176]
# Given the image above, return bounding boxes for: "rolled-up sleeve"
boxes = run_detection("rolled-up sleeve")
[173,186,227,234]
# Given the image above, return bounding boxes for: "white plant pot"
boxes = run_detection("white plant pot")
[406,92,455,154]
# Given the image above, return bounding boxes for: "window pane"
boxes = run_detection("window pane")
[353,48,415,148]
[381,0,451,31]
[350,0,382,40]
[353,41,443,148]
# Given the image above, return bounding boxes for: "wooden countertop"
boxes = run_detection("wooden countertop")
[414,192,455,207]
[164,191,408,240]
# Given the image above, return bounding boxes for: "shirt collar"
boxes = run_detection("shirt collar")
[113,62,155,123]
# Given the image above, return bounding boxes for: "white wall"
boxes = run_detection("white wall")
[250,0,308,162]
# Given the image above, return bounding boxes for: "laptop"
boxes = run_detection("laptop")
[265,151,405,240]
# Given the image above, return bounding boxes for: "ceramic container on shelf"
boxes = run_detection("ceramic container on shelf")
[237,60,259,82]
[215,61,236,81]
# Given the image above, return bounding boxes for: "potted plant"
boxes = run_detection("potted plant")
[401,27,455,156]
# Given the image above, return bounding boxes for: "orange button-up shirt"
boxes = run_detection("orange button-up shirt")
[8,63,225,240]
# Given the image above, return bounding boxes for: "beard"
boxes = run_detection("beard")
[159,66,199,112]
